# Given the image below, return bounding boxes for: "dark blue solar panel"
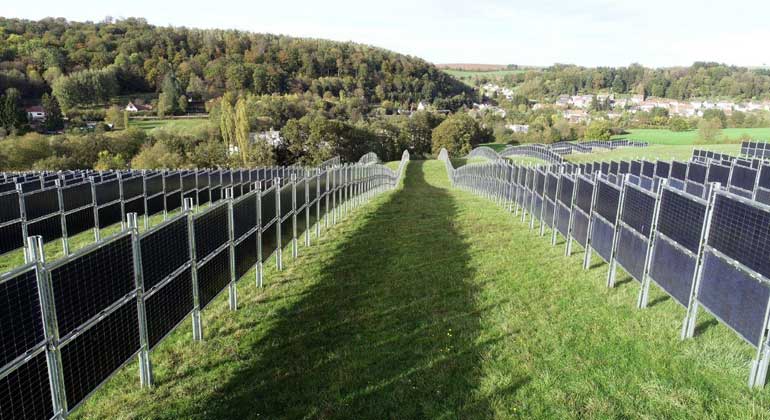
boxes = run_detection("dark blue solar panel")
[0,269,45,367]
[595,181,620,223]
[60,301,140,409]
[145,267,193,348]
[542,200,555,228]
[572,212,589,246]
[615,227,647,282]
[621,186,656,238]
[656,161,671,178]
[575,178,594,214]
[233,194,258,240]
[535,172,545,194]
[698,252,770,347]
[649,238,696,307]
[121,177,143,200]
[279,184,293,219]
[707,164,730,185]
[558,176,574,205]
[66,207,95,237]
[165,192,182,212]
[0,192,21,224]
[141,217,190,290]
[62,183,92,212]
[235,231,258,279]
[50,235,135,336]
[531,196,543,222]
[97,202,122,228]
[95,180,119,205]
[193,204,229,260]
[545,174,558,200]
[671,161,687,180]
[708,194,770,279]
[0,351,53,420]
[197,247,231,309]
[730,165,757,191]
[590,217,615,262]
[656,188,705,253]
[146,195,164,216]
[556,205,570,237]
[261,189,276,225]
[687,163,707,183]
[27,214,62,243]
[24,189,59,221]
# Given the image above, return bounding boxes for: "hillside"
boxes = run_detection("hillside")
[0,17,475,109]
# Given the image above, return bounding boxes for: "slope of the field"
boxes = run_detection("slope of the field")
[614,128,770,145]
[73,160,770,419]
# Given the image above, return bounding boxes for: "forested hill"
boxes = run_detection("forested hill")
[0,17,474,109]
[488,63,770,101]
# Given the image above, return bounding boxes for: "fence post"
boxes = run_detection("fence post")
[276,178,283,271]
[27,235,68,417]
[17,184,30,260]
[127,213,153,387]
[90,177,101,242]
[606,174,630,288]
[305,174,311,247]
[291,175,298,259]
[316,169,321,239]
[118,172,126,231]
[55,179,70,256]
[184,198,204,341]
[324,169,330,230]
[225,187,237,311]
[256,181,263,289]
[681,183,720,340]
[331,168,337,226]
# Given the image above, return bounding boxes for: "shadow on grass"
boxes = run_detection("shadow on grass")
[187,161,493,418]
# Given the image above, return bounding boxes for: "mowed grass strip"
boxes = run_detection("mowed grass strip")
[74,160,770,419]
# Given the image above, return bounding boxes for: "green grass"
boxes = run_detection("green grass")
[70,160,770,418]
[566,144,741,163]
[613,128,770,145]
[130,118,210,133]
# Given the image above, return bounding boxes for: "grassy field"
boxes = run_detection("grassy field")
[130,118,210,133]
[613,127,770,145]
[72,160,770,419]
[565,143,741,163]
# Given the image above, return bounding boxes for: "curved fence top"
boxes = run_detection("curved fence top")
[358,152,381,165]
[467,146,503,161]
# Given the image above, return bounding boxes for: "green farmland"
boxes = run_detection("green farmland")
[613,127,770,145]
[130,118,210,133]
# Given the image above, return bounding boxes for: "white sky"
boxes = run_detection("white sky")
[5,0,770,67]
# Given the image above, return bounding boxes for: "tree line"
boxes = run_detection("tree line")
[481,62,770,101]
[0,17,475,112]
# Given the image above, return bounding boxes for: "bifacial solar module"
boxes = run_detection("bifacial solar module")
[279,184,293,219]
[97,202,122,228]
[235,231,258,279]
[141,217,190,291]
[621,186,656,238]
[558,177,574,205]
[0,269,45,367]
[687,163,707,183]
[707,194,770,279]
[60,300,140,409]
[66,207,95,237]
[197,247,230,309]
[94,181,119,205]
[50,234,135,336]
[698,251,770,347]
[595,181,620,224]
[193,204,229,260]
[656,188,706,253]
[0,192,21,224]
[542,200,555,228]
[545,174,558,200]
[261,189,276,225]
[62,183,92,212]
[729,165,757,191]
[590,217,615,262]
[0,350,53,420]
[615,226,647,282]
[145,267,193,348]
[649,237,696,307]
[556,205,570,237]
[571,211,589,246]
[232,193,257,240]
[27,214,63,243]
[24,188,59,221]
[671,161,687,180]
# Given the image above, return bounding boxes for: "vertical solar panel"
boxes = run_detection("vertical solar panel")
[279,184,293,219]
[144,267,194,348]
[235,231,258,279]
[0,350,54,420]
[594,181,620,224]
[140,217,190,290]
[232,193,258,240]
[197,247,231,309]
[707,194,770,279]
[620,186,656,238]
[60,301,140,410]
[49,234,135,336]
[193,204,229,260]
[590,217,615,262]
[0,268,45,367]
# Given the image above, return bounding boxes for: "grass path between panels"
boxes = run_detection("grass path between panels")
[75,160,770,419]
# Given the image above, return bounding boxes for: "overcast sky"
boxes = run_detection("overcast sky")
[5,0,770,67]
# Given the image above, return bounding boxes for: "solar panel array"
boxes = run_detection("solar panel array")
[441,147,770,388]
[0,151,409,418]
